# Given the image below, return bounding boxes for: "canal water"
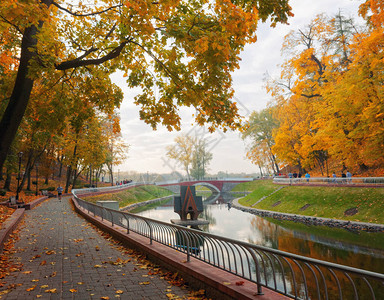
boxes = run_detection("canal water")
[133,192,384,275]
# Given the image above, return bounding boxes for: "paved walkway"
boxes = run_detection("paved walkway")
[0,197,194,299]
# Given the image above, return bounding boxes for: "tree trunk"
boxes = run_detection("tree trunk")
[65,166,72,194]
[3,170,12,191]
[58,155,63,177]
[0,0,53,172]
[0,26,38,172]
[27,168,31,191]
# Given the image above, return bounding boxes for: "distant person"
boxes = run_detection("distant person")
[305,172,310,182]
[332,172,337,183]
[293,172,298,178]
[298,173,302,178]
[57,185,63,201]
[341,172,346,183]
[346,170,352,183]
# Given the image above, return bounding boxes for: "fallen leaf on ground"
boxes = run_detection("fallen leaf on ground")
[45,288,57,293]
[235,281,245,286]
[70,289,77,293]
[26,285,37,291]
[115,290,123,294]
[139,282,150,285]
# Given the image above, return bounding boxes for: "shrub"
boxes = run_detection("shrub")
[0,189,6,196]
[47,187,55,191]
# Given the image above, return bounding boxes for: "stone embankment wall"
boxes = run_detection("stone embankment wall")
[232,199,384,233]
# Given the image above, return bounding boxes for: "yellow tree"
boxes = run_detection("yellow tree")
[102,113,128,186]
[166,134,197,180]
[316,3,384,172]
[242,108,280,174]
[267,13,358,173]
[0,0,293,172]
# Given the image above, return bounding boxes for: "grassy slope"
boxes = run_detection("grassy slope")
[237,180,384,224]
[84,185,173,208]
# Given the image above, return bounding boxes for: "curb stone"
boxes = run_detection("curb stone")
[232,198,384,232]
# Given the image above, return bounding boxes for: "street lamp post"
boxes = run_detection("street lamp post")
[35,162,39,196]
[89,165,92,186]
[16,152,23,201]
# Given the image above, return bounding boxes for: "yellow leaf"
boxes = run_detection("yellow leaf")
[139,282,150,285]
[70,289,77,293]
[115,290,124,294]
[26,285,37,291]
[45,288,57,293]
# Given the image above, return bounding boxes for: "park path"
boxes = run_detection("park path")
[0,197,194,300]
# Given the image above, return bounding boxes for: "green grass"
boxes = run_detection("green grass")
[237,180,384,224]
[84,185,173,208]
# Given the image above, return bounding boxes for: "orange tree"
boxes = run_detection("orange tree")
[0,0,293,172]
[262,0,384,174]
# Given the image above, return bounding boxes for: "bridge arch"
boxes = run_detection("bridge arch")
[192,182,220,194]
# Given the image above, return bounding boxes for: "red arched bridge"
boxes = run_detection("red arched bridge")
[156,178,253,194]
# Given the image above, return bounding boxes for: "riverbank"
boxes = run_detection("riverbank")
[234,180,384,225]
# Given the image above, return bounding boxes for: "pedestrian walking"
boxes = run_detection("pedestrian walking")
[57,185,63,201]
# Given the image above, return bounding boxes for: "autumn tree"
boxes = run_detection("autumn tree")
[242,108,280,174]
[101,114,129,186]
[0,0,293,173]
[266,13,360,173]
[266,3,384,174]
[166,134,196,180]
[190,138,213,180]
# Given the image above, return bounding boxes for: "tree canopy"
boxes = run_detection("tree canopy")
[0,0,293,172]
[245,1,384,175]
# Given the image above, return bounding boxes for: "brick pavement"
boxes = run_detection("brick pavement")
[0,197,194,299]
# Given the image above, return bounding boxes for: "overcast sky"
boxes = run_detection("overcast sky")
[111,0,362,176]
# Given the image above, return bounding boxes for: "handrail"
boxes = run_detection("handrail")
[72,188,384,299]
[273,176,384,186]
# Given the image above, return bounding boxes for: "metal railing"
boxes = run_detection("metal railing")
[72,188,384,299]
[273,177,384,186]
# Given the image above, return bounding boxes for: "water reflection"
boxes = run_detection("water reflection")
[134,192,384,274]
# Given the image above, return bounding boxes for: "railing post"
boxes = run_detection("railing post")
[249,248,263,295]
[143,219,152,244]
